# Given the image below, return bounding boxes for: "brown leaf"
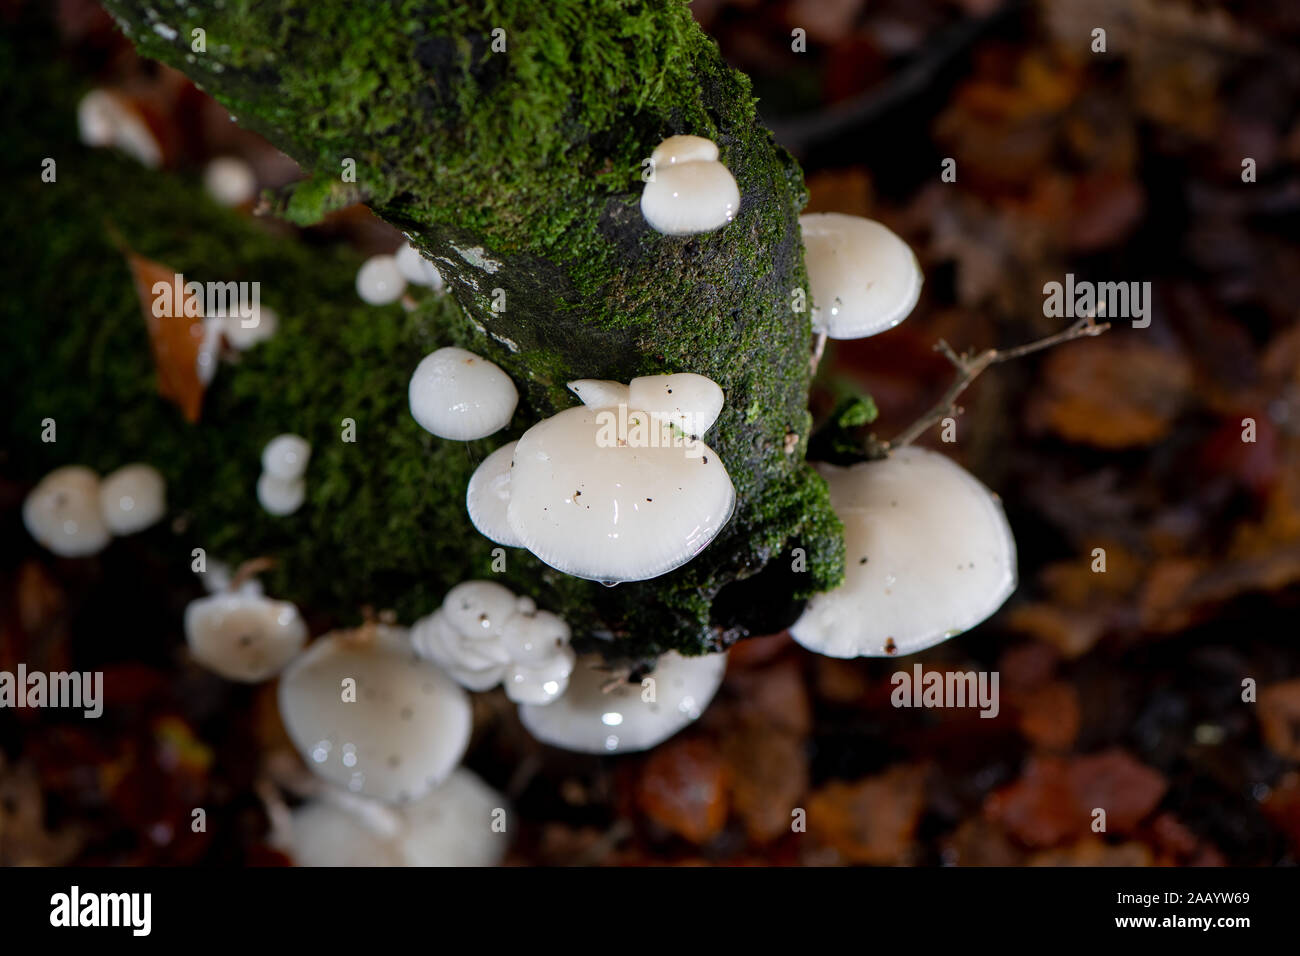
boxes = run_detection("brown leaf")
[807,765,928,864]
[635,737,730,845]
[1016,681,1081,751]
[721,724,808,843]
[124,249,206,422]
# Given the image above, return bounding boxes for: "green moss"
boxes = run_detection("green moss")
[8,3,846,658]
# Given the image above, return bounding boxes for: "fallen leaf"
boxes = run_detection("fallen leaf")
[123,248,207,422]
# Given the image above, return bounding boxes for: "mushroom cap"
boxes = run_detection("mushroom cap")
[506,404,735,582]
[567,379,630,408]
[99,463,166,535]
[641,161,740,236]
[791,447,1017,658]
[499,609,575,705]
[518,650,727,753]
[262,433,311,480]
[465,442,524,547]
[282,768,507,867]
[355,254,406,305]
[257,472,305,516]
[76,90,118,146]
[395,242,444,289]
[22,465,111,557]
[408,346,518,441]
[628,372,725,437]
[203,156,257,206]
[411,610,506,691]
[224,304,278,350]
[184,591,307,682]
[279,626,472,804]
[651,134,719,166]
[799,212,923,340]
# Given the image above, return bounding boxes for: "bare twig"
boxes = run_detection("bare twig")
[809,332,828,376]
[885,315,1110,451]
[229,556,276,592]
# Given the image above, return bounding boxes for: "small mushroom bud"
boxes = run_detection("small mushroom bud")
[99,463,166,535]
[395,242,444,289]
[278,626,472,803]
[627,372,725,436]
[465,442,524,547]
[791,447,1017,658]
[262,434,311,480]
[257,472,306,516]
[408,346,518,441]
[184,590,307,682]
[499,610,575,705]
[641,135,740,236]
[799,212,923,340]
[224,304,278,350]
[203,156,257,207]
[567,379,630,408]
[518,650,727,753]
[22,465,111,557]
[76,89,162,168]
[355,254,406,305]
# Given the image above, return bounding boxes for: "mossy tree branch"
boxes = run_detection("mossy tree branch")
[8,2,844,658]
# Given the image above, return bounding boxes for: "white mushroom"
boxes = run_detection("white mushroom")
[465,442,524,547]
[641,136,741,236]
[505,398,734,582]
[76,89,162,168]
[203,156,257,206]
[799,212,923,340]
[790,446,1017,658]
[278,626,472,804]
[408,346,518,441]
[279,768,507,867]
[567,379,630,408]
[412,582,574,705]
[518,650,728,754]
[395,242,444,289]
[99,463,166,535]
[262,434,311,480]
[257,472,306,516]
[355,254,406,305]
[22,466,111,557]
[628,372,725,436]
[184,590,307,682]
[224,304,278,350]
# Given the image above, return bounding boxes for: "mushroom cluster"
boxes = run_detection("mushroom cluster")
[411,581,575,705]
[799,212,923,340]
[466,371,735,583]
[408,346,518,441]
[278,625,472,804]
[640,135,740,236]
[23,463,166,557]
[276,767,507,867]
[257,433,310,516]
[184,569,307,683]
[518,650,728,754]
[790,447,1017,658]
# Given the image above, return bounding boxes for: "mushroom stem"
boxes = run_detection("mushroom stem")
[886,314,1110,451]
[809,332,828,376]
[229,556,277,592]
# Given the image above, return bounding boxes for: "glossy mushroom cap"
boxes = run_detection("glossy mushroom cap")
[99,463,166,535]
[278,626,472,804]
[465,442,524,547]
[790,447,1017,658]
[185,590,307,682]
[518,650,727,754]
[22,466,111,557]
[799,212,922,340]
[408,347,518,441]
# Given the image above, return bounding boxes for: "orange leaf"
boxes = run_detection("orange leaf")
[124,250,206,422]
